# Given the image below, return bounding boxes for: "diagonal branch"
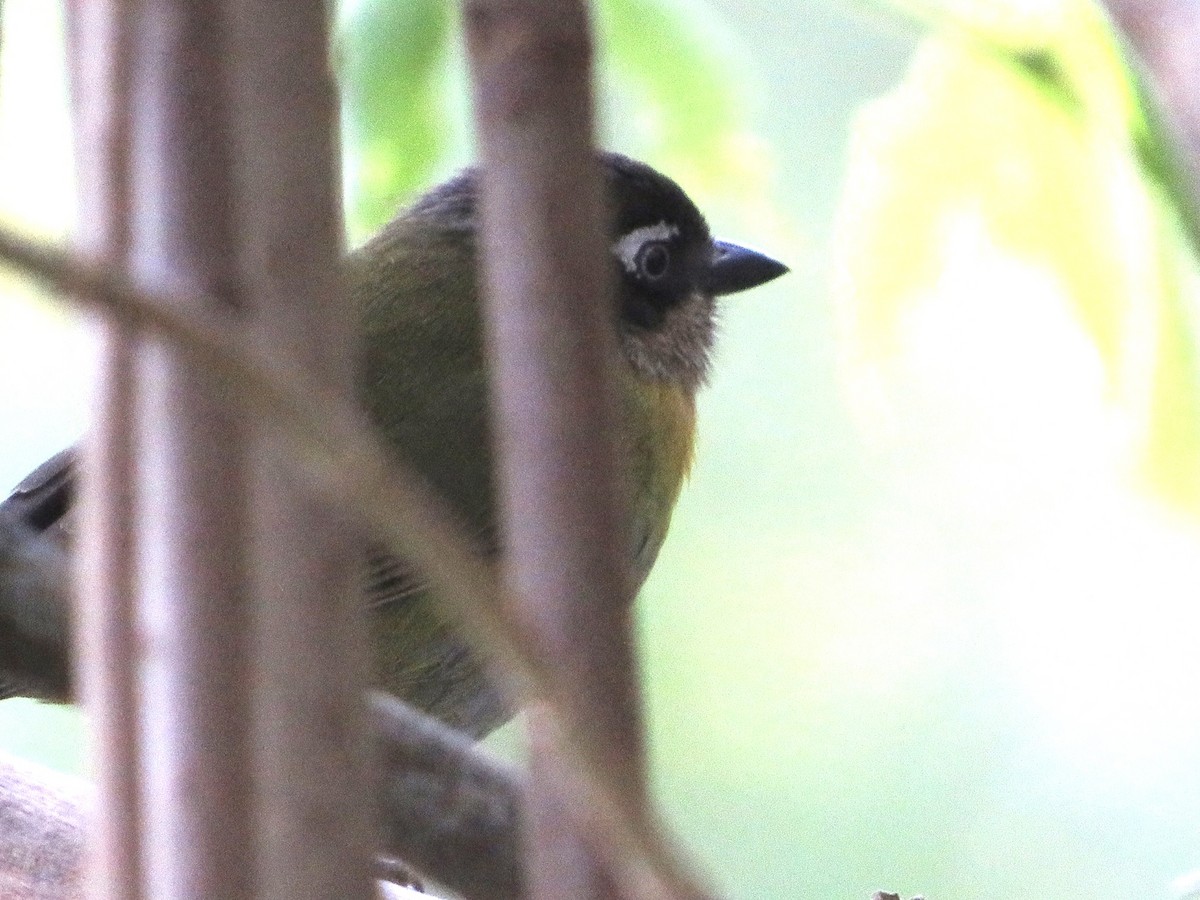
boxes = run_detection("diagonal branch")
[0,754,86,899]
[371,693,523,900]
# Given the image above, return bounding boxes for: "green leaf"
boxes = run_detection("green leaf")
[335,0,786,241]
[599,0,744,181]
[335,0,456,240]
[596,0,774,216]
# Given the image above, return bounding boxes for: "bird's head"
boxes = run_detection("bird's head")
[400,152,788,391]
[602,153,787,389]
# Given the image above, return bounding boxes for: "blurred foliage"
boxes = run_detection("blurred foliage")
[335,0,778,240]
[596,0,759,196]
[336,0,456,240]
[858,0,1200,249]
[836,0,1200,510]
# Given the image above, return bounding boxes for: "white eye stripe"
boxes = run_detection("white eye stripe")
[612,221,679,273]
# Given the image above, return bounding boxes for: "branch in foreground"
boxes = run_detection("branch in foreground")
[464,2,648,898]
[0,696,525,899]
[0,753,427,900]
[0,754,86,899]
[372,692,523,900]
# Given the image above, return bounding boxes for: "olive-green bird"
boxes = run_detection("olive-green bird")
[0,153,787,738]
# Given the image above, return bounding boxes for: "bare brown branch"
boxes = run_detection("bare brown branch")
[0,755,86,899]
[463,1,636,897]
[64,0,144,893]
[372,693,523,900]
[464,2,715,899]
[223,2,374,893]
[0,697,526,900]
[75,2,261,894]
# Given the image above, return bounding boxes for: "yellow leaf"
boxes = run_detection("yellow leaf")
[834,27,1200,511]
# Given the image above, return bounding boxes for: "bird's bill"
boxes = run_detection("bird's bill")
[708,239,789,296]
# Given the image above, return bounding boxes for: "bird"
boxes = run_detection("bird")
[0,152,788,738]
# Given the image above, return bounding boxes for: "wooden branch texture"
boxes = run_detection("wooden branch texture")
[0,696,526,900]
[0,752,432,900]
[463,2,642,898]
[64,0,143,893]
[225,2,374,894]
[0,755,86,899]
[64,0,373,896]
[372,693,524,900]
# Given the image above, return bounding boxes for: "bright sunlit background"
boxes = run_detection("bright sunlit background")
[3,1,1200,898]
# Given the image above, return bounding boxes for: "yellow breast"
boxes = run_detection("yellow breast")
[620,373,698,584]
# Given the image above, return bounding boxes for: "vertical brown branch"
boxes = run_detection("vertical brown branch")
[64,2,142,897]
[67,1,371,896]
[463,1,645,897]
[78,2,257,895]
[223,2,374,896]
[1104,1,1200,170]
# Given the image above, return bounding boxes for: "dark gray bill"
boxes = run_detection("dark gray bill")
[708,239,789,296]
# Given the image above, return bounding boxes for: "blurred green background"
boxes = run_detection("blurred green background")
[4,0,1200,898]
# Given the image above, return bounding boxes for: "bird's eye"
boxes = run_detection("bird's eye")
[636,241,671,281]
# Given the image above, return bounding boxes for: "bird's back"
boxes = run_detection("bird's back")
[350,202,509,736]
[347,191,699,736]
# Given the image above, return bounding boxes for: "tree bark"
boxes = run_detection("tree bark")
[464,2,640,898]
[0,755,86,899]
[0,696,527,900]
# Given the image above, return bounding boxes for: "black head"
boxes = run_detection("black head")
[402,152,788,389]
[602,153,787,387]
